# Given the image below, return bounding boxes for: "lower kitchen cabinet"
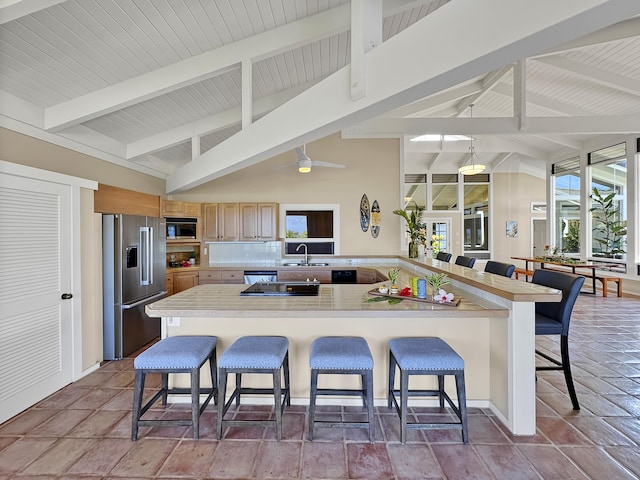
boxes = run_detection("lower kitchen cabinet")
[199,268,243,284]
[165,273,174,296]
[169,270,199,294]
[357,268,378,284]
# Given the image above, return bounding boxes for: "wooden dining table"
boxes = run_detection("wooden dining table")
[510,256,619,295]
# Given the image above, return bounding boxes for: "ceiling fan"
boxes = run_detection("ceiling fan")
[286,145,346,173]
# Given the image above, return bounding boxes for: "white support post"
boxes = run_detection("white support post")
[191,136,200,161]
[514,60,526,131]
[242,59,253,129]
[350,0,382,101]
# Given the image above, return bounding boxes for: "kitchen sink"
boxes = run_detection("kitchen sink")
[282,262,330,267]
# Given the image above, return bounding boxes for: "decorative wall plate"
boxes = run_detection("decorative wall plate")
[360,194,370,232]
[370,200,380,238]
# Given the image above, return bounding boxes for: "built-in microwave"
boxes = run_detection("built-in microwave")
[166,217,197,240]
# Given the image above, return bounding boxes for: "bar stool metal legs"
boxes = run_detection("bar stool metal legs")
[388,337,468,444]
[217,336,290,441]
[308,336,375,443]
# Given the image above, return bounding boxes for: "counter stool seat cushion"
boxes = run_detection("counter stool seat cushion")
[219,336,289,369]
[388,337,468,444]
[389,337,464,371]
[217,336,290,441]
[131,335,218,441]
[308,336,375,443]
[310,336,374,370]
[134,336,218,370]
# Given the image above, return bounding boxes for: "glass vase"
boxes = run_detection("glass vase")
[408,241,418,258]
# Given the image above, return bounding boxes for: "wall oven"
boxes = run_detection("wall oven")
[166,217,197,240]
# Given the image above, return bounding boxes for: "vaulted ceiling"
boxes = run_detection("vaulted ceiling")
[1,0,639,193]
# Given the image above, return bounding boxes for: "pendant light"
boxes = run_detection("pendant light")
[458,104,485,175]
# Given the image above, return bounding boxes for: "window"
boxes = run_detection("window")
[463,175,489,255]
[588,143,627,259]
[552,157,581,255]
[432,174,458,211]
[280,204,340,255]
[403,174,426,210]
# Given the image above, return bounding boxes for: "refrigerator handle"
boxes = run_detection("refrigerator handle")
[121,290,167,309]
[140,226,153,286]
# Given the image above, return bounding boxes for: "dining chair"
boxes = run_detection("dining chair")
[435,252,452,262]
[484,261,516,278]
[531,269,585,410]
[454,255,476,268]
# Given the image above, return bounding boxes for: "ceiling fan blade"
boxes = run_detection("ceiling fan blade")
[311,161,346,168]
[295,147,310,163]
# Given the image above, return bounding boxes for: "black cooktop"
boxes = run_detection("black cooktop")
[240,282,319,296]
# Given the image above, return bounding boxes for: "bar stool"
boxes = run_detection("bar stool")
[308,336,375,443]
[388,337,468,444]
[217,336,290,441]
[131,335,218,441]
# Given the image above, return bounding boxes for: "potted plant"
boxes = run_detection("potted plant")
[388,268,400,294]
[425,272,449,298]
[393,203,426,258]
[590,187,627,258]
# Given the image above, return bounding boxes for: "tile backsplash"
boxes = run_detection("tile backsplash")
[207,241,282,265]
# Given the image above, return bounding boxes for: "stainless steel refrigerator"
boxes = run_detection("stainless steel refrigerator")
[103,214,167,360]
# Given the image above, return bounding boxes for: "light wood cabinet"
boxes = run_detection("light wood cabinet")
[173,270,199,293]
[221,269,244,284]
[162,200,201,217]
[277,269,331,283]
[165,273,174,296]
[203,203,239,241]
[357,268,378,284]
[199,268,243,284]
[199,269,222,284]
[239,203,278,241]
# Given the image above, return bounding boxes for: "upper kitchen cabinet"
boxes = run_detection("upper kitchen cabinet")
[203,203,239,242]
[239,203,278,241]
[162,200,201,218]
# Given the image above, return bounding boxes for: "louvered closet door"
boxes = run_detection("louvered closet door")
[0,173,73,424]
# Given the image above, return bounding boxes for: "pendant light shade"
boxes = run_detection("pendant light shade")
[458,104,485,176]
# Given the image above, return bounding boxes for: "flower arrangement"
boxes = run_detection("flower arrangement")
[425,272,453,303]
[433,289,454,303]
[431,234,445,256]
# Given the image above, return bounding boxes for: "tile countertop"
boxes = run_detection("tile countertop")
[146,282,511,319]
[165,256,561,304]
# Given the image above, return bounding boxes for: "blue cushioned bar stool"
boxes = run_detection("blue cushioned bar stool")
[308,336,375,443]
[131,335,218,441]
[388,337,468,444]
[217,336,290,441]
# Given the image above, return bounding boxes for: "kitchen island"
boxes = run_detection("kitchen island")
[146,257,560,435]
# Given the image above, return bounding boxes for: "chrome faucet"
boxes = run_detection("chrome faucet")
[296,243,309,265]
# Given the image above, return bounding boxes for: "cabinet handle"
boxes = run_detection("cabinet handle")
[61,293,73,300]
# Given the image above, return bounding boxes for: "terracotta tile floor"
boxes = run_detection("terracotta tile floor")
[1,294,639,479]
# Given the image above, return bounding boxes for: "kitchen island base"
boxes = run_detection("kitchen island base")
[147,258,558,436]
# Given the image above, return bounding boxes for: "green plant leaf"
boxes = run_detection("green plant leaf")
[365,296,388,302]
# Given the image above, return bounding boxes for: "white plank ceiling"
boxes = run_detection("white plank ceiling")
[1,0,639,192]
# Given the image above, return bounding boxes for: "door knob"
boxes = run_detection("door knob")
[61,293,73,300]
